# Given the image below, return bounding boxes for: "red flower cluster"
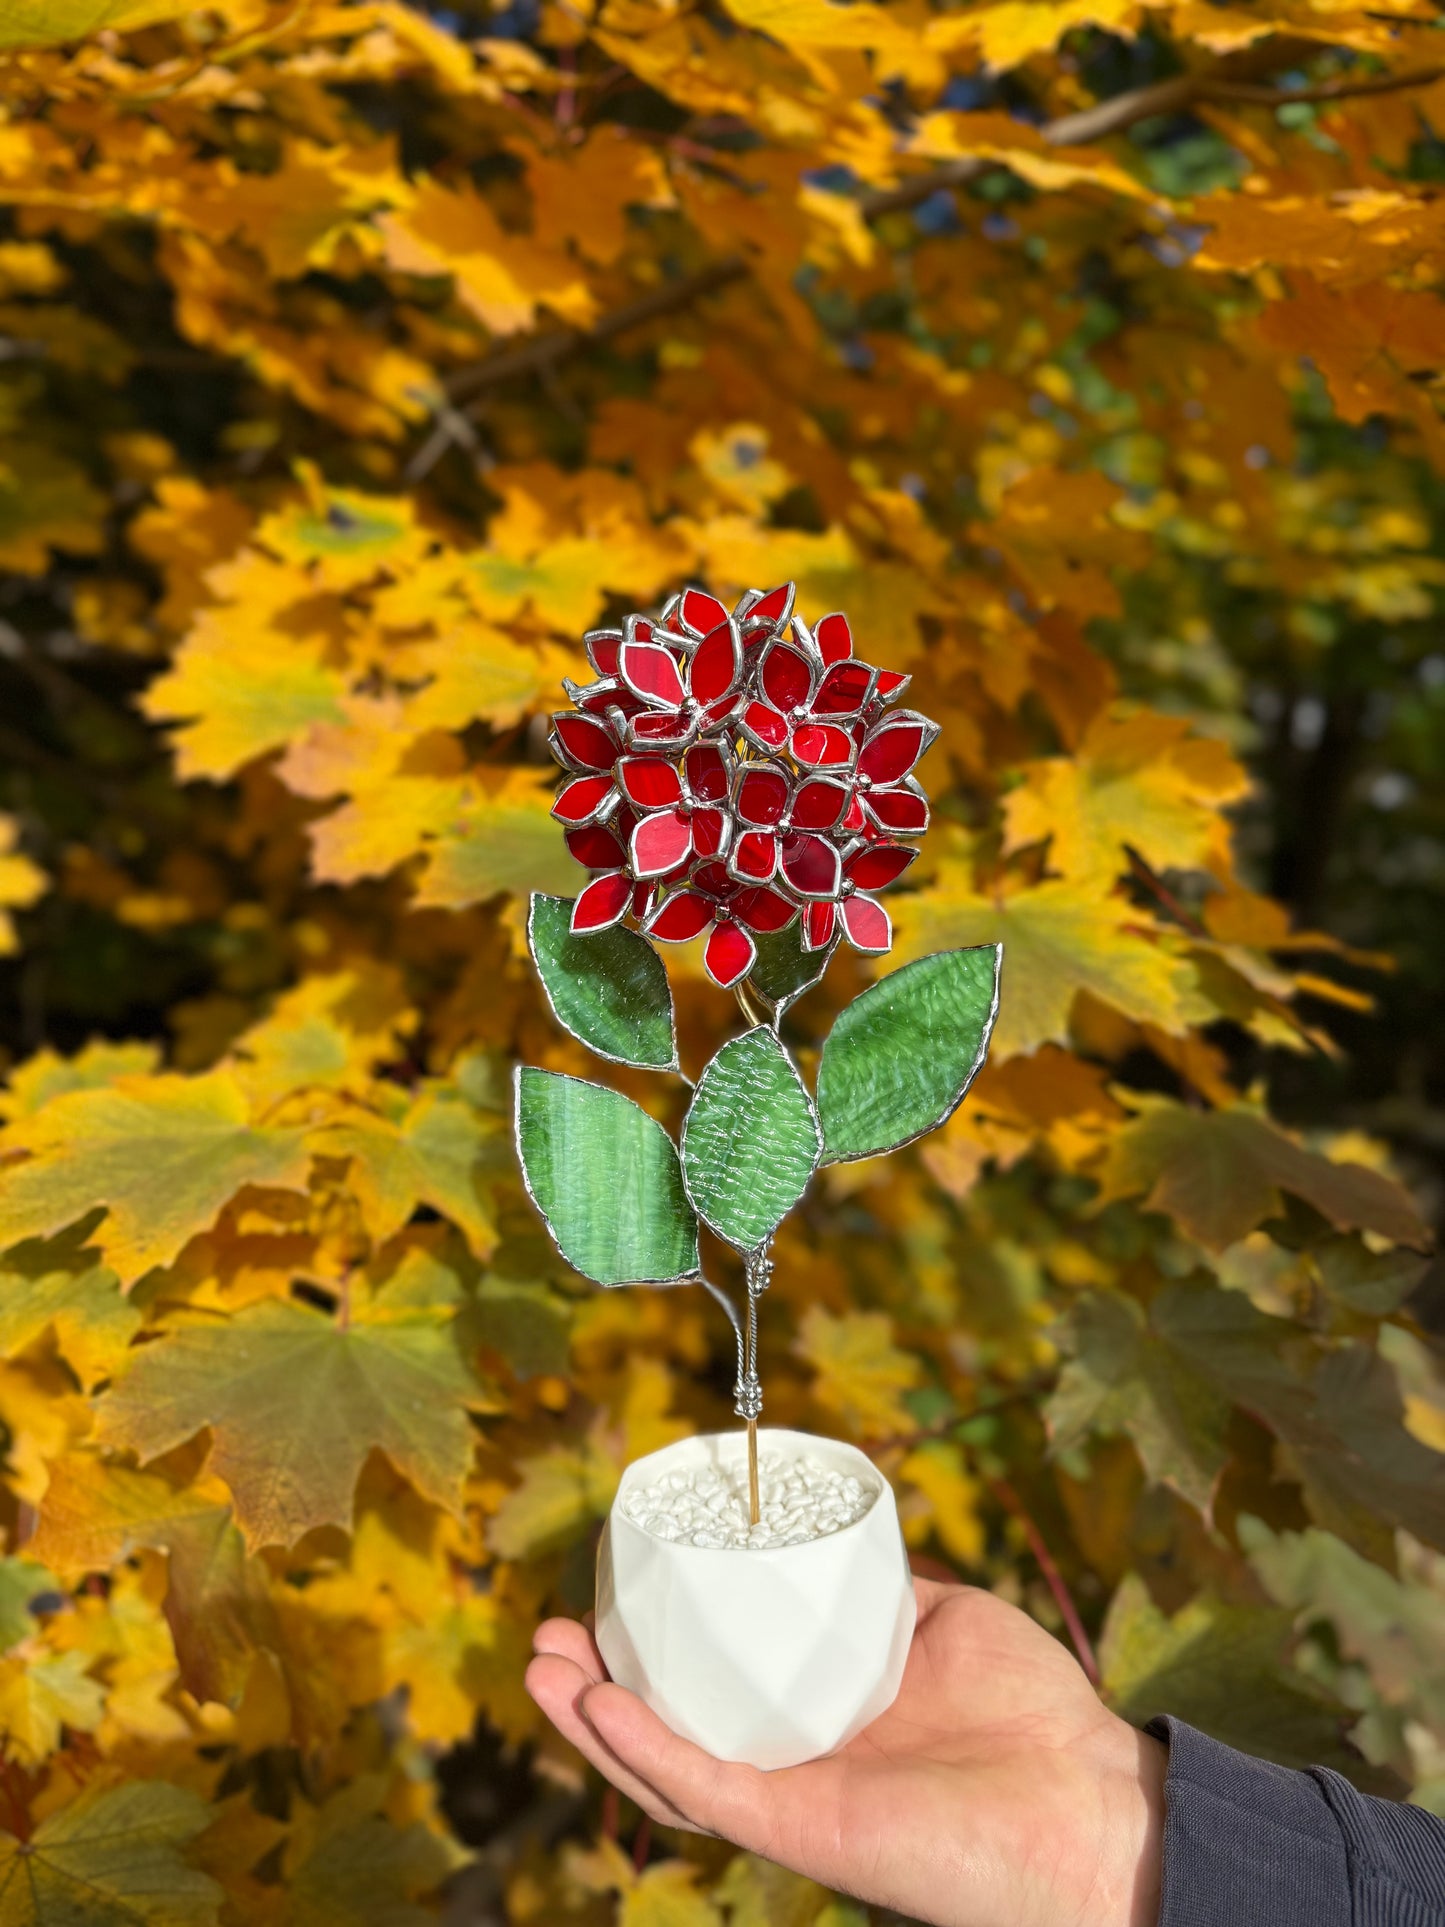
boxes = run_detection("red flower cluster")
[550,584,936,989]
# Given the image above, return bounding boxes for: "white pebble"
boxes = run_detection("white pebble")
[620,1451,878,1551]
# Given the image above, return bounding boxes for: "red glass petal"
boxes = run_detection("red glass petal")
[859,711,938,784]
[619,639,686,710]
[584,629,622,678]
[732,887,796,934]
[729,830,779,884]
[617,756,684,810]
[734,766,790,828]
[551,712,618,772]
[863,780,929,835]
[628,710,695,750]
[705,919,756,988]
[760,641,814,713]
[841,793,867,834]
[813,660,874,718]
[683,742,729,802]
[841,893,891,953]
[645,889,713,943]
[740,583,795,629]
[565,822,625,869]
[629,615,655,643]
[802,901,836,951]
[630,808,694,879]
[780,832,841,901]
[791,723,854,769]
[691,806,730,859]
[875,669,910,702]
[571,872,632,933]
[845,842,917,890]
[681,589,730,637]
[699,694,743,730]
[689,621,741,705]
[552,774,616,825]
[691,861,733,900]
[814,612,853,665]
[791,777,849,832]
[631,881,654,917]
[740,702,790,751]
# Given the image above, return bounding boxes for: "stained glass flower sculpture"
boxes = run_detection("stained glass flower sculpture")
[516,584,1003,1522]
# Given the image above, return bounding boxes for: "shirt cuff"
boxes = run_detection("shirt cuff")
[1144,1715,1351,1927]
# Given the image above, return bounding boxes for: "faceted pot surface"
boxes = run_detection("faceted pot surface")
[595,1427,916,1770]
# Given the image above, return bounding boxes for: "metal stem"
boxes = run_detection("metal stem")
[733,978,771,1030]
[740,1241,772,1528]
[697,1273,745,1392]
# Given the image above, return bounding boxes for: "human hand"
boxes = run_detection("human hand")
[526,1574,1165,1927]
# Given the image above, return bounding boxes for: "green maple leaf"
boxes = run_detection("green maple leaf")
[0,2,198,51]
[1048,1290,1230,1515]
[1096,1097,1430,1252]
[96,1271,503,1550]
[1099,1574,1376,1782]
[0,1072,311,1286]
[0,1779,221,1924]
[275,1779,456,1927]
[0,1232,139,1390]
[0,1557,56,1654]
[1057,1279,1445,1559]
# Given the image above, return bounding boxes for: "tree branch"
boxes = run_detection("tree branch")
[443,254,746,404]
[428,49,1445,414]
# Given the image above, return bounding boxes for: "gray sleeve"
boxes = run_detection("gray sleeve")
[1144,1716,1445,1927]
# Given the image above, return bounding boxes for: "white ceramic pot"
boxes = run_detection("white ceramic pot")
[595,1426,915,1771]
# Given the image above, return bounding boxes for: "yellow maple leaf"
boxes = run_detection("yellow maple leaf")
[485,1443,618,1561]
[226,966,416,1108]
[1003,708,1249,882]
[899,1440,985,1566]
[925,0,1157,65]
[383,1593,535,1745]
[794,1304,920,1438]
[892,852,1197,1060]
[0,1648,103,1767]
[142,601,348,782]
[380,176,596,335]
[0,815,44,956]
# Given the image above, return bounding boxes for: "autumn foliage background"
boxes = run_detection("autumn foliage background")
[0,0,1441,1918]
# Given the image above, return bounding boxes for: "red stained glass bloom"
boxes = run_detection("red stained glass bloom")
[572,872,632,933]
[551,583,935,984]
[551,711,619,772]
[705,920,755,989]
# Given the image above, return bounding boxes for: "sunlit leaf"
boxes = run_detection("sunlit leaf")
[96,1283,502,1550]
[0,1780,222,1924]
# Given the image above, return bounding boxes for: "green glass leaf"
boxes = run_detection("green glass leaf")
[817,943,1002,1164]
[514,1068,698,1285]
[528,894,678,1070]
[681,1027,821,1250]
[746,923,836,1019]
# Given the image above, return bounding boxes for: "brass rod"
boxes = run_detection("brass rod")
[747,1416,760,1526]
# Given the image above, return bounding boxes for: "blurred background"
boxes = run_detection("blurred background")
[0,2,1442,1922]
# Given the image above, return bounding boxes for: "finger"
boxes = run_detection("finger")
[524,1655,699,1834]
[533,1616,607,1683]
[910,1572,958,1621]
[579,1681,779,1855]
